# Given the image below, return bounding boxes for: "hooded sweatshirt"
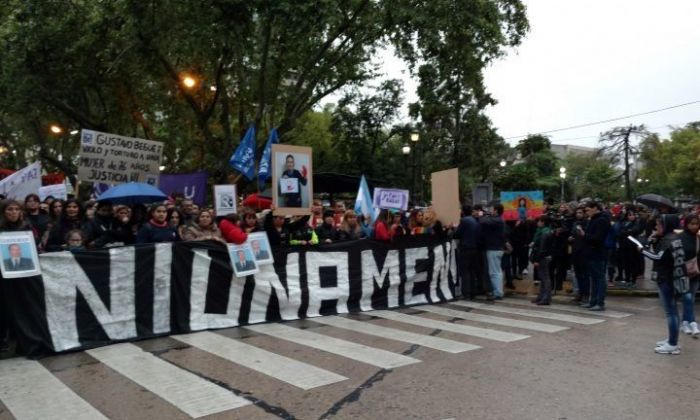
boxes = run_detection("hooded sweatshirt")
[641,214,687,286]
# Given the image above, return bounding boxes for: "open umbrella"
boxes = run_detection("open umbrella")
[97,182,167,206]
[636,193,675,210]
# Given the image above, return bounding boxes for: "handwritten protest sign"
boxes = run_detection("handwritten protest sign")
[78,129,163,185]
[373,188,409,211]
[38,184,67,201]
[0,162,42,200]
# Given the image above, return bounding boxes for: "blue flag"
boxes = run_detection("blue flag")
[229,125,256,181]
[258,128,279,189]
[354,175,379,223]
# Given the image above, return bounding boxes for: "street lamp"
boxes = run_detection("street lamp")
[559,167,567,203]
[70,130,79,135]
[402,145,411,155]
[49,124,63,134]
[500,160,507,167]
[410,132,419,142]
[180,74,198,89]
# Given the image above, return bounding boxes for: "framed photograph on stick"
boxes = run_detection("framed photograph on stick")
[214,185,237,217]
[271,144,313,216]
[0,231,41,279]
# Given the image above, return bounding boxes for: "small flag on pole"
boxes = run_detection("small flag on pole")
[354,175,378,223]
[229,125,256,181]
[258,128,279,189]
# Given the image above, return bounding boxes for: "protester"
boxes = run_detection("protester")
[84,201,115,249]
[310,199,324,229]
[569,206,588,302]
[337,209,366,241]
[0,200,38,353]
[549,209,571,292]
[455,205,482,300]
[241,208,261,233]
[357,214,373,239]
[679,214,700,337]
[617,208,644,286]
[316,210,338,243]
[65,229,86,251]
[578,201,611,311]
[333,200,346,227]
[180,198,196,223]
[184,209,224,243]
[373,209,391,242]
[480,204,507,300]
[531,215,554,305]
[389,211,407,239]
[167,208,187,241]
[408,209,425,235]
[219,213,248,244]
[24,194,49,240]
[639,214,687,354]
[46,199,86,252]
[135,204,180,244]
[290,216,318,245]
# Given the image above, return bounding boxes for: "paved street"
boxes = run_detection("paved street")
[1,295,699,420]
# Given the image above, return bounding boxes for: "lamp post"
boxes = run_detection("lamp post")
[559,166,567,203]
[410,132,420,204]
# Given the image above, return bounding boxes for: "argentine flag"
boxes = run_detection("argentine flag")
[354,175,378,223]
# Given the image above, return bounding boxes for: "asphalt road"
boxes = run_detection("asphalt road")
[1,295,698,420]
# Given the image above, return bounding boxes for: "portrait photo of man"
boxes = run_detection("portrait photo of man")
[234,249,256,273]
[271,144,313,216]
[251,239,270,261]
[278,154,308,208]
[3,243,35,272]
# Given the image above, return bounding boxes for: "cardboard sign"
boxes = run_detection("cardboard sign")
[0,231,41,279]
[78,129,163,185]
[39,184,67,201]
[430,168,460,226]
[271,144,313,216]
[0,162,42,200]
[373,188,409,211]
[214,185,237,216]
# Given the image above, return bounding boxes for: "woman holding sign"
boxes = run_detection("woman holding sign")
[278,154,307,208]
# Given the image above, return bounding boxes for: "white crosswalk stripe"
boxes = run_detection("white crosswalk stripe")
[371,310,530,342]
[245,322,420,369]
[0,300,632,418]
[452,301,605,325]
[420,305,569,333]
[174,331,348,390]
[0,359,108,420]
[499,298,633,318]
[312,315,481,353]
[86,342,251,418]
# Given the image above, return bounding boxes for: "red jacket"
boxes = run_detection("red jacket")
[374,221,390,242]
[219,219,248,244]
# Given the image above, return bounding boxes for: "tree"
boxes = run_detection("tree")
[597,125,649,201]
[560,153,623,202]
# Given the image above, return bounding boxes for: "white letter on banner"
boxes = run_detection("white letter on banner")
[404,247,429,306]
[43,248,137,352]
[305,252,349,317]
[359,250,400,311]
[430,244,448,302]
[189,249,240,331]
[249,253,302,321]
[445,240,458,299]
[152,243,172,334]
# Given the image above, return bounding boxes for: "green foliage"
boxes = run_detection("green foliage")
[561,153,623,202]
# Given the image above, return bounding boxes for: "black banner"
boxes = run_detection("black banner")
[9,237,458,357]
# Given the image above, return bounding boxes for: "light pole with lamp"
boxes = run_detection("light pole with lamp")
[410,132,419,204]
[559,166,567,203]
[402,144,411,190]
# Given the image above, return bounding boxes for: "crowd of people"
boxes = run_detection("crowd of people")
[0,190,698,357]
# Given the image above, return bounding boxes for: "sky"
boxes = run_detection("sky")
[379,0,700,148]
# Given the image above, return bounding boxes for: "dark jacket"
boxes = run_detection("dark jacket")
[135,221,179,244]
[454,216,481,249]
[570,218,588,265]
[46,217,85,252]
[264,213,310,247]
[583,211,611,259]
[315,223,337,242]
[479,215,506,251]
[530,227,553,263]
[641,215,685,284]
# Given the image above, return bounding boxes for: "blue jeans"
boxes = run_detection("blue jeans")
[658,280,680,346]
[486,250,504,298]
[682,277,700,323]
[588,259,607,307]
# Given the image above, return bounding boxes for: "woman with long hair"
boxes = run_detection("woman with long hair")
[167,207,187,241]
[338,209,365,241]
[241,208,261,234]
[373,209,391,242]
[408,209,425,235]
[45,199,86,252]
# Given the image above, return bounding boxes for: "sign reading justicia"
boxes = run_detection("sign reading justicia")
[78,129,164,185]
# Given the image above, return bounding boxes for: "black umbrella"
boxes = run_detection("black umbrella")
[636,193,675,210]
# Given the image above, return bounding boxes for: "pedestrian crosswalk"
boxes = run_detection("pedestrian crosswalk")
[0,298,637,419]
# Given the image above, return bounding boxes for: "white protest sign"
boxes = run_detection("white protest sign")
[39,184,67,201]
[372,188,409,211]
[214,185,237,216]
[78,129,163,185]
[279,177,299,194]
[0,162,42,200]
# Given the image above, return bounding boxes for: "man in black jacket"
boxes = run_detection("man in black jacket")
[578,201,611,311]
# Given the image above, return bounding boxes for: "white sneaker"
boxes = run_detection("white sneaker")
[681,321,692,335]
[654,342,681,355]
[691,322,700,338]
[656,339,668,347]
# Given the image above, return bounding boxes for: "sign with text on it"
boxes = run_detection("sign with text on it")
[373,188,409,211]
[78,129,163,185]
[0,162,42,200]
[38,184,67,201]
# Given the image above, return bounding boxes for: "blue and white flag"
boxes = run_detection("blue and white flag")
[229,125,256,181]
[354,175,378,223]
[258,128,279,189]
